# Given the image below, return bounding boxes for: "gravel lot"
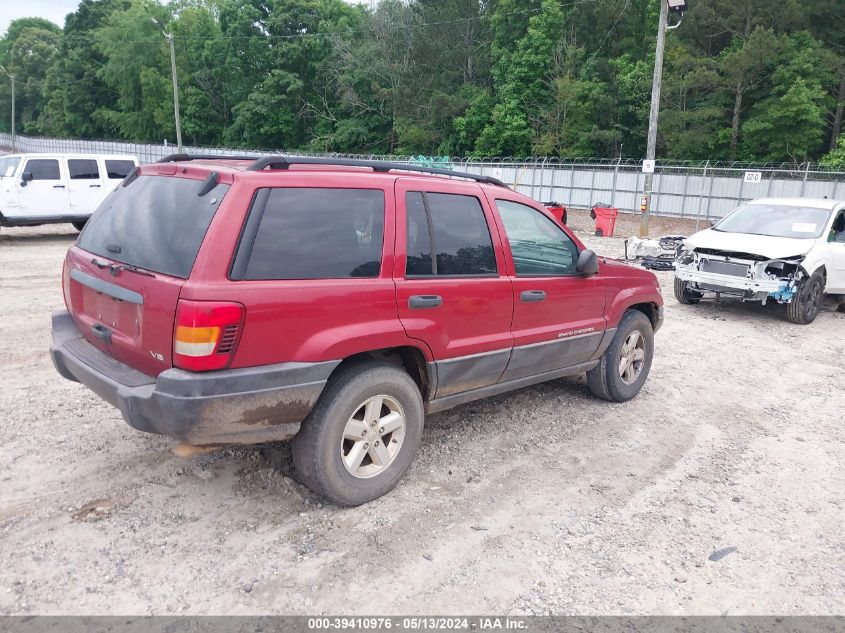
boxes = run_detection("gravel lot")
[1,220,843,616]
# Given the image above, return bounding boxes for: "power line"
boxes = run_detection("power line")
[582,0,631,75]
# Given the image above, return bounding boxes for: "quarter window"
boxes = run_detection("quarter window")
[404,192,497,276]
[0,156,20,177]
[238,188,385,280]
[68,159,100,180]
[105,160,135,179]
[496,199,580,275]
[26,159,60,181]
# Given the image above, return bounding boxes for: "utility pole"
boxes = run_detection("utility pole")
[167,33,183,153]
[639,0,669,238]
[152,18,183,153]
[0,65,14,153]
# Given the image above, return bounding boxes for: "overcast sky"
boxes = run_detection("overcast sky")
[1,0,79,35]
[1,0,372,38]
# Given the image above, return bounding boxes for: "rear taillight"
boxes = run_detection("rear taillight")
[173,300,244,371]
[62,260,72,311]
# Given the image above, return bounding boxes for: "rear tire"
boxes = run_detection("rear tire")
[72,221,87,232]
[674,276,702,304]
[292,361,424,506]
[787,269,824,325]
[587,310,654,402]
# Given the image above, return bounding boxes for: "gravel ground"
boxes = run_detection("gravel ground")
[0,221,843,616]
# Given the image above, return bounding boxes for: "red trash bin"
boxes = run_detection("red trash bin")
[541,201,567,225]
[592,205,618,237]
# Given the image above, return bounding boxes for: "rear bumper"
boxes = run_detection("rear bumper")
[50,311,338,445]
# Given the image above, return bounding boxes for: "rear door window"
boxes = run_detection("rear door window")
[404,191,497,276]
[68,159,100,180]
[405,192,433,275]
[105,160,136,179]
[77,175,229,278]
[234,188,385,280]
[26,159,61,180]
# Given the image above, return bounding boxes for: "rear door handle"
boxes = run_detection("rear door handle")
[53,184,66,189]
[91,323,113,345]
[409,295,442,309]
[89,184,101,188]
[520,290,547,303]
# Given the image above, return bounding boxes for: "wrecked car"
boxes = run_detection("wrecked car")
[674,198,845,324]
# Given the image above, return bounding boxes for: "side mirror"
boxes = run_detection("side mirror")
[20,172,33,187]
[576,249,600,276]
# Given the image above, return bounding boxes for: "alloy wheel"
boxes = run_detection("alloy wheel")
[341,395,406,479]
[618,330,646,385]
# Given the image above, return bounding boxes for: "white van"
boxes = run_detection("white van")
[0,153,139,231]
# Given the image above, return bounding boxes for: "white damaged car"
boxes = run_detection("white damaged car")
[674,198,845,324]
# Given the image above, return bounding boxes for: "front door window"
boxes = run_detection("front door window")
[496,199,579,275]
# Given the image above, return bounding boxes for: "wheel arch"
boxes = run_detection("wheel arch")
[801,262,827,282]
[799,243,828,280]
[624,301,661,330]
[605,284,662,329]
[327,346,434,400]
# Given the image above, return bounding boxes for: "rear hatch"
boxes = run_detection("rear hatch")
[64,170,230,376]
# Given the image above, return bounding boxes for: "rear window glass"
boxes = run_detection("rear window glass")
[105,160,135,179]
[68,159,99,180]
[0,156,20,177]
[238,188,385,280]
[26,159,60,180]
[77,175,229,278]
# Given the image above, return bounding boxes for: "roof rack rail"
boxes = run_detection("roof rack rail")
[156,153,261,163]
[245,155,508,187]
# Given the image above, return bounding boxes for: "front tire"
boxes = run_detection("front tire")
[292,361,424,506]
[587,310,655,402]
[787,270,824,324]
[674,277,702,304]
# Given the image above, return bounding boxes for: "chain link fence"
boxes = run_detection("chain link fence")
[2,133,843,221]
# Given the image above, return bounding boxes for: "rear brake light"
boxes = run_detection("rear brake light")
[174,300,244,371]
[62,260,72,311]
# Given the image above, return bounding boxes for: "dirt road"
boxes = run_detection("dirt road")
[1,223,842,615]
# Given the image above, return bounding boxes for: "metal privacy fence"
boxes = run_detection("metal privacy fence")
[2,132,844,221]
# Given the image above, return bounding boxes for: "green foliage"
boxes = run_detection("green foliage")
[821,135,845,168]
[0,18,61,133]
[473,0,564,156]
[37,0,130,138]
[742,78,829,162]
[0,0,842,164]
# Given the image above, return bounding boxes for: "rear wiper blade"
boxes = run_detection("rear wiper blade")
[91,258,154,278]
[112,263,155,278]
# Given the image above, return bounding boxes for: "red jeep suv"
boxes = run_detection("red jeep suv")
[51,155,663,505]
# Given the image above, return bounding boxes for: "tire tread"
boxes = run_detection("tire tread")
[587,310,654,403]
[292,361,423,506]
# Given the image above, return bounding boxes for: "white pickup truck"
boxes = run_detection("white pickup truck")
[0,153,138,231]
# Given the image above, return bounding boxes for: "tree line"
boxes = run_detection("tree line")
[0,0,843,166]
